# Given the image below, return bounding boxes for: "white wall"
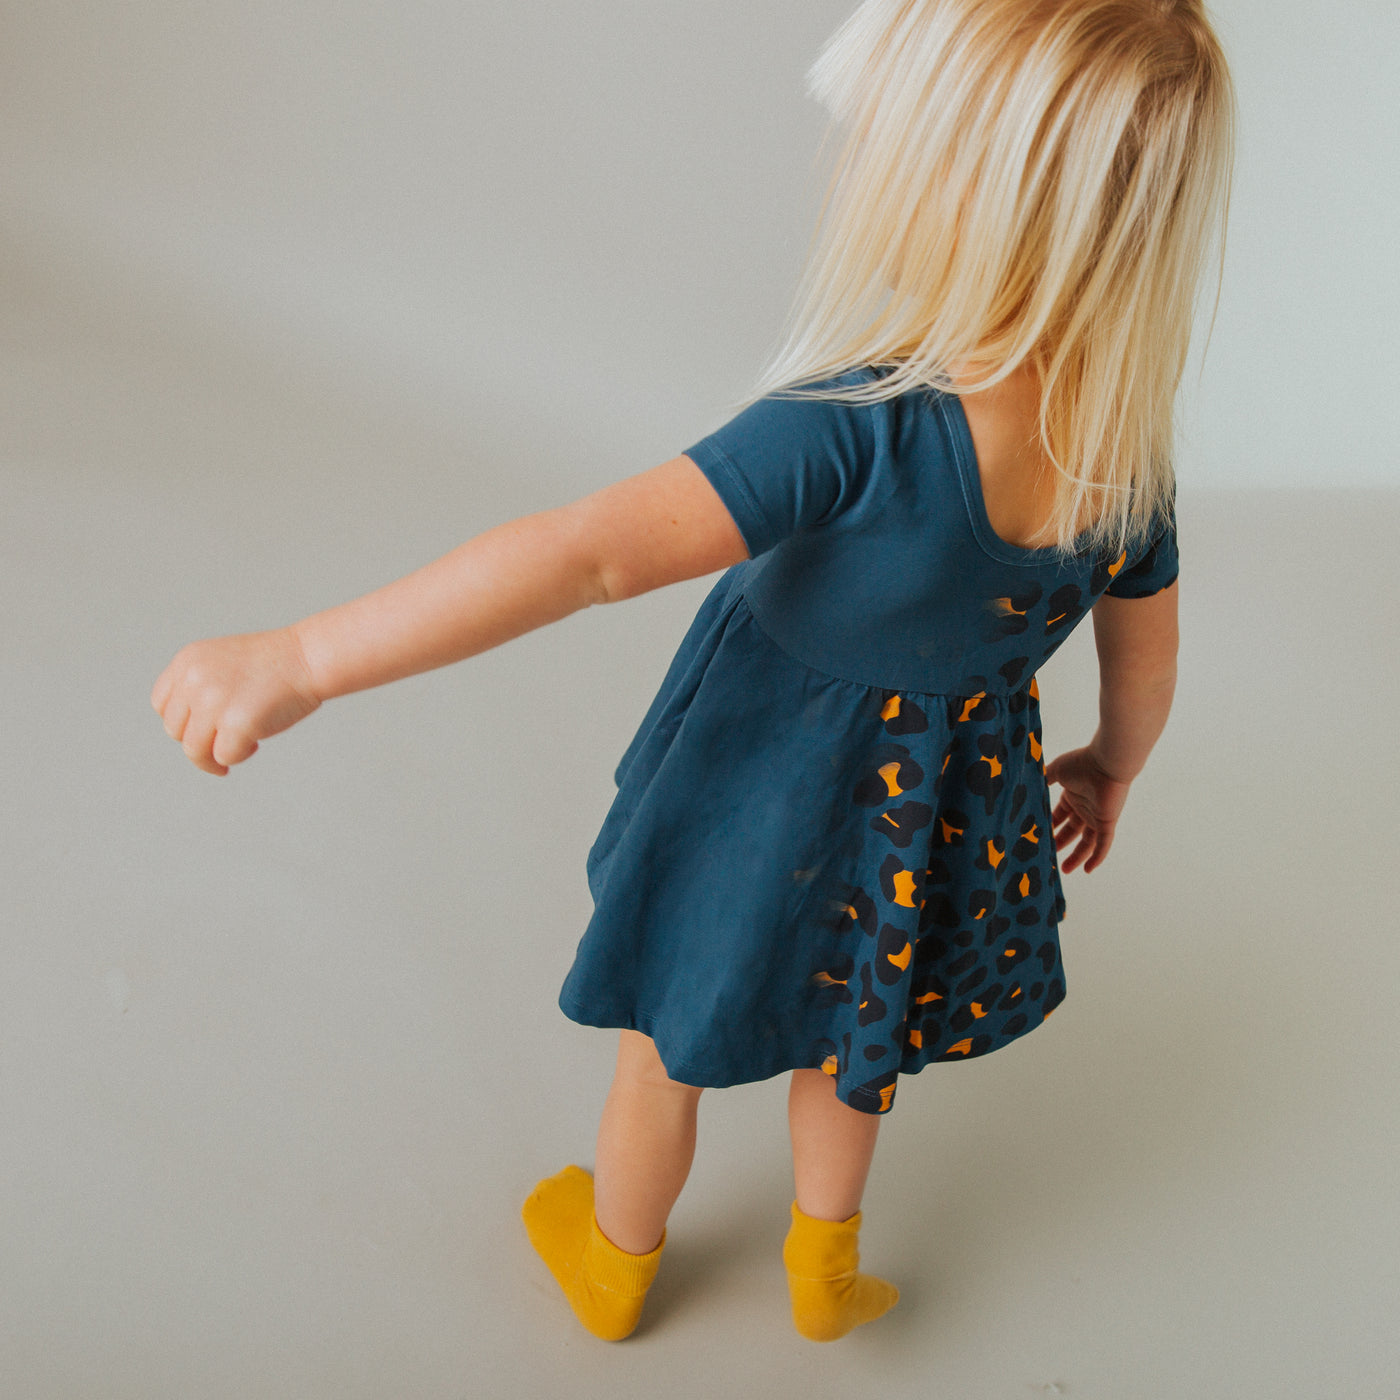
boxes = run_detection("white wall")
[1,0,1395,488]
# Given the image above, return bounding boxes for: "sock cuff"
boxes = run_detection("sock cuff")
[584,1216,666,1295]
[784,1200,862,1278]
[791,1200,862,1230]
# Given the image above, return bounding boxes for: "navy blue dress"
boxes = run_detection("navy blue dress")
[558,370,1179,1114]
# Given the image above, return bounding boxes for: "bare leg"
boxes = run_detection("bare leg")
[593,1029,704,1254]
[788,1068,882,1221]
[783,1067,898,1339]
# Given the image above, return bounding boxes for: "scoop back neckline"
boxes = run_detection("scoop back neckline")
[933,389,1087,568]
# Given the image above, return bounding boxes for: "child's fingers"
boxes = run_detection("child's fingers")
[150,666,172,714]
[161,699,191,744]
[1061,832,1093,872]
[212,728,260,768]
[181,718,229,777]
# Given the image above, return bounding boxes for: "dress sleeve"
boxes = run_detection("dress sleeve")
[682,381,881,558]
[1103,505,1180,599]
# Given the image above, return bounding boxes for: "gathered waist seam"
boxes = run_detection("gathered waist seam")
[733,586,1037,702]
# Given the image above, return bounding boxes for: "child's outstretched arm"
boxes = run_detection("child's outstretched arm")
[150,456,749,776]
[1044,581,1179,873]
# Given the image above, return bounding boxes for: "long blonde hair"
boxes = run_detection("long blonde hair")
[751,0,1236,558]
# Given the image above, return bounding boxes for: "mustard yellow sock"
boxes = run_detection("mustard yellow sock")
[521,1165,665,1341]
[782,1200,900,1342]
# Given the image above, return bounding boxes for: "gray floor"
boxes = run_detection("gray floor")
[3,224,1398,1400]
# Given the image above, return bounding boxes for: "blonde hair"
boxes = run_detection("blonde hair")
[751,0,1236,558]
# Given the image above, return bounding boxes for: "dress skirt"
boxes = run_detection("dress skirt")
[558,569,1068,1115]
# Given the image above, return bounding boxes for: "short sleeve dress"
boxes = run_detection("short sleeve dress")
[558,368,1179,1115]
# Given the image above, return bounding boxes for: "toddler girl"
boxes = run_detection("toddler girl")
[152,0,1234,1345]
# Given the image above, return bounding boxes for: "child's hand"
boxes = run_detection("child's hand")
[1043,746,1132,873]
[150,628,322,776]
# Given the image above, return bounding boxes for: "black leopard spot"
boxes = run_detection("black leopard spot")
[851,1068,899,1113]
[870,800,933,849]
[879,854,926,910]
[949,949,979,977]
[828,886,877,937]
[965,733,1009,815]
[999,656,1029,688]
[1045,583,1084,634]
[968,889,996,921]
[810,1032,854,1079]
[1037,940,1058,973]
[879,692,929,735]
[997,938,1032,975]
[926,855,954,885]
[1011,818,1041,861]
[954,928,975,948]
[1016,906,1041,926]
[933,808,970,847]
[1003,1013,1028,1036]
[982,584,1042,640]
[998,984,1024,1010]
[875,922,914,986]
[952,691,999,725]
[853,746,925,806]
[954,965,988,997]
[858,962,887,1027]
[1003,866,1042,904]
[918,891,959,932]
[984,914,1011,941]
[864,1043,889,1061]
[975,837,1007,874]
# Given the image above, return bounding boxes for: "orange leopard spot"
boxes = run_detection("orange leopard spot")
[811,971,848,989]
[957,692,987,723]
[821,1055,838,1076]
[970,1001,987,1019]
[877,761,905,798]
[887,941,911,972]
[915,990,943,1005]
[881,695,902,721]
[1018,872,1031,898]
[985,838,1005,869]
[891,869,919,907]
[878,1083,897,1112]
[939,817,965,842]
[1029,677,1040,701]
[1107,550,1126,579]
[907,1028,923,1050]
[946,1038,974,1056]
[1029,732,1043,761]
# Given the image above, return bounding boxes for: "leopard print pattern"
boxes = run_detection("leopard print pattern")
[806,675,1067,1114]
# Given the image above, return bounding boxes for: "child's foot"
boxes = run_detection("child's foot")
[521,1165,665,1341]
[782,1200,899,1341]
